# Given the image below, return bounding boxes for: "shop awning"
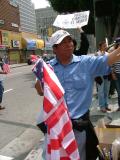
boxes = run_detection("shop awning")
[22,38,44,50]
[36,39,44,49]
[25,39,36,50]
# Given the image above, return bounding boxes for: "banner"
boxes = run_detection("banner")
[53,11,90,29]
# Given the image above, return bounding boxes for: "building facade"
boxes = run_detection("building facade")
[35,7,58,39]
[16,0,37,34]
[0,0,44,64]
[15,0,44,61]
[0,0,22,63]
[0,0,20,32]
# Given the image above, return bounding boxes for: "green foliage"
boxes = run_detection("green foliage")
[48,0,82,13]
[48,0,93,14]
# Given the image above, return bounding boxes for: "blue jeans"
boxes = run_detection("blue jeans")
[114,73,120,108]
[0,81,4,104]
[97,77,110,109]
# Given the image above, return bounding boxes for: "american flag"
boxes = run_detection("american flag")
[32,59,80,160]
[3,63,10,74]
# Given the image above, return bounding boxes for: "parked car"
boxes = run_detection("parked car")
[27,54,39,65]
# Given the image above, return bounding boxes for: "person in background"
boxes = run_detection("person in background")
[111,37,120,111]
[73,28,89,56]
[34,29,120,160]
[95,41,111,113]
[0,56,7,110]
[3,55,9,64]
[107,45,116,98]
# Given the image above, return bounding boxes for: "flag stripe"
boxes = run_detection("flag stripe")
[43,97,54,113]
[43,61,64,94]
[51,139,61,150]
[43,65,64,100]
[48,144,51,154]
[60,157,71,160]
[62,131,76,149]
[46,102,67,128]
[59,122,72,142]
[66,140,78,155]
[32,59,80,160]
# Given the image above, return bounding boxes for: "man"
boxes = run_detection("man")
[0,56,7,110]
[95,41,111,113]
[35,30,120,160]
[111,37,120,111]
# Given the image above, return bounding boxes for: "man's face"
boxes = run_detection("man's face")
[101,43,107,51]
[53,36,74,58]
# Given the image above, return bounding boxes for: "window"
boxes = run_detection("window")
[0,20,4,26]
[9,0,18,7]
[11,23,19,28]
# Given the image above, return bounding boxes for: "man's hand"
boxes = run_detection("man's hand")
[35,80,43,96]
[77,27,84,33]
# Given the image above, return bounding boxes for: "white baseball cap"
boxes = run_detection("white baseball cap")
[50,30,71,47]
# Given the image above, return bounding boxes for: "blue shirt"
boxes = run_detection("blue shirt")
[49,54,110,119]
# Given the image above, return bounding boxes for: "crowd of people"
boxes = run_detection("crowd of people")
[109,37,120,111]
[95,39,120,113]
[33,28,120,160]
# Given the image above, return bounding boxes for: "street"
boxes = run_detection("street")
[0,65,44,159]
[0,64,120,160]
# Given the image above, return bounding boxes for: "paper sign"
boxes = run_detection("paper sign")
[53,11,90,29]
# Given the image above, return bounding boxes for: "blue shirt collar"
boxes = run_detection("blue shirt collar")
[50,54,81,66]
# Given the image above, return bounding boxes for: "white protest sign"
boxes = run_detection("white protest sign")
[53,11,90,29]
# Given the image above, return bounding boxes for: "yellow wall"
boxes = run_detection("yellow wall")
[1,30,44,49]
[1,30,9,46]
[9,31,21,49]
[36,39,44,49]
[1,29,21,49]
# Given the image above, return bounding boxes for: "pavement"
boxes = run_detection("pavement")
[10,63,28,69]
[90,93,120,127]
[24,94,120,160]
[1,63,120,160]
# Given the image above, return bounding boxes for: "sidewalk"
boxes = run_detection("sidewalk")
[10,63,28,69]
[24,95,120,160]
[90,93,120,127]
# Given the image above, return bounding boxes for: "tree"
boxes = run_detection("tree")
[94,0,120,40]
[47,0,83,13]
[48,0,120,37]
[48,0,95,34]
